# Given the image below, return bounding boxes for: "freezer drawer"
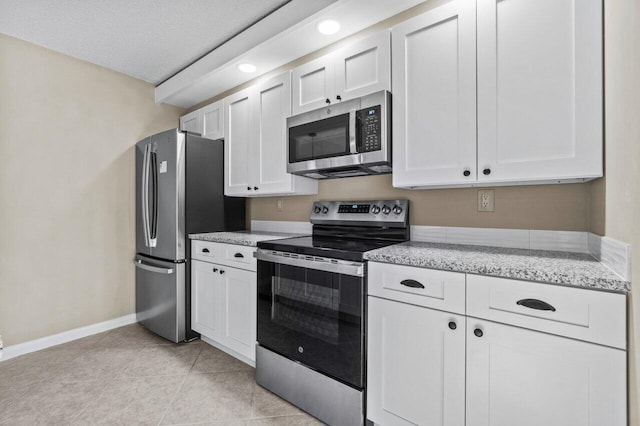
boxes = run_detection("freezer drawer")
[134,254,186,343]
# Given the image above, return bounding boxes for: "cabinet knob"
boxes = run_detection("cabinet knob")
[474,328,484,338]
[220,270,225,275]
[463,170,471,177]
[254,186,259,190]
[212,268,218,272]
[336,95,342,101]
[448,321,457,330]
[247,186,252,190]
[483,168,491,176]
[325,98,331,104]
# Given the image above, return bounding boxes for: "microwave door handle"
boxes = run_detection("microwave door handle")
[349,109,358,154]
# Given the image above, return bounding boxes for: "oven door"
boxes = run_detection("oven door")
[256,250,365,389]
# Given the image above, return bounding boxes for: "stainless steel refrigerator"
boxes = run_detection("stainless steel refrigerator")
[135,129,245,342]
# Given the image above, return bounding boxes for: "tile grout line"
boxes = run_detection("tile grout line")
[156,374,189,426]
[156,344,204,426]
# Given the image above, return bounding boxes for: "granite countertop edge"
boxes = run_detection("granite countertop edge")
[188,231,306,247]
[363,242,630,294]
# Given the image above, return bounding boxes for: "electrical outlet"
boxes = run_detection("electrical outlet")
[276,199,284,212]
[478,190,495,212]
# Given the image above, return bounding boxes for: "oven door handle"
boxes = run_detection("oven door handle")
[255,250,364,277]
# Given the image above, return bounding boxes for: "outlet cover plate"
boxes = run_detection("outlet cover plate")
[478,190,495,212]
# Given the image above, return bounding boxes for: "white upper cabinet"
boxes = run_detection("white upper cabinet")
[224,87,253,196]
[201,100,224,140]
[392,0,603,188]
[291,55,335,115]
[224,72,317,197]
[179,109,200,134]
[476,0,603,183]
[392,0,477,188]
[292,30,391,115]
[179,99,224,140]
[334,30,391,102]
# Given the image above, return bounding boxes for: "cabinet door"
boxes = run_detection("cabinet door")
[219,266,256,361]
[466,319,626,426]
[201,100,224,140]
[334,30,390,102]
[179,110,200,134]
[224,87,253,196]
[291,54,335,115]
[367,297,465,426]
[392,1,477,188]
[476,0,603,182]
[252,72,294,194]
[191,259,220,339]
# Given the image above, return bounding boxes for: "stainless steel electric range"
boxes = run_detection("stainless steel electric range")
[254,200,409,426]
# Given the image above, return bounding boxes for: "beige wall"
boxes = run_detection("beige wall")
[602,0,640,424]
[251,175,594,231]
[0,34,183,346]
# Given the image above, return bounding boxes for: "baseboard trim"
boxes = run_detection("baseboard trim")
[1,313,137,361]
[200,335,255,368]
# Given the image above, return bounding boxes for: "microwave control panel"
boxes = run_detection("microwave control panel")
[357,105,382,152]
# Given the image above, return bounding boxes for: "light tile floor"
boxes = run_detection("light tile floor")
[0,323,324,425]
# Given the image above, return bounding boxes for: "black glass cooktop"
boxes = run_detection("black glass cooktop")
[257,236,400,262]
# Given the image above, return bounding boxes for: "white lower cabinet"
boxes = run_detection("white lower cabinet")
[466,319,627,426]
[191,241,257,363]
[366,262,627,426]
[367,296,466,426]
[191,259,221,339]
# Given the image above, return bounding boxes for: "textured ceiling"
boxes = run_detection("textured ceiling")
[0,0,292,83]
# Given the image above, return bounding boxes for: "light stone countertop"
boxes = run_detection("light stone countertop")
[188,230,307,247]
[363,241,630,293]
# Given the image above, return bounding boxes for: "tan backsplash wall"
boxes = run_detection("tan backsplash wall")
[0,34,183,346]
[250,174,593,231]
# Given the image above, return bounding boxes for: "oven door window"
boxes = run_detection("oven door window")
[289,113,351,163]
[257,261,363,389]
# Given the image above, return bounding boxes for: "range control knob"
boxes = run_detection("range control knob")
[371,205,381,214]
[381,205,391,215]
[322,206,329,214]
[393,205,403,215]
[313,206,321,214]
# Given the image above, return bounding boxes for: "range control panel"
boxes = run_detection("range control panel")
[310,200,409,225]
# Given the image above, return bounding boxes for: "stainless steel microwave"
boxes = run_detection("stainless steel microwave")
[287,90,391,179]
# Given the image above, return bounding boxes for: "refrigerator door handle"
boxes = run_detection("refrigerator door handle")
[149,151,158,247]
[133,259,174,275]
[141,144,151,247]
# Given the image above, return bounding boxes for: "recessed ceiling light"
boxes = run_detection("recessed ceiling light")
[237,63,257,73]
[317,19,340,35]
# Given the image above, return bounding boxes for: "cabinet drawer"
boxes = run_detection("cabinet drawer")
[368,262,466,315]
[218,243,256,272]
[191,241,257,271]
[466,275,627,349]
[192,240,219,263]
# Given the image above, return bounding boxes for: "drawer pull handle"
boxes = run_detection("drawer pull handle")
[400,279,424,289]
[516,298,556,312]
[202,248,210,253]
[234,253,244,258]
